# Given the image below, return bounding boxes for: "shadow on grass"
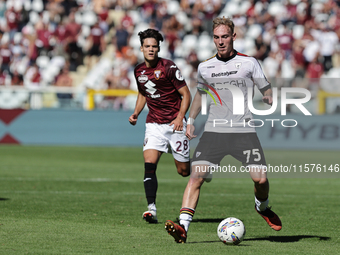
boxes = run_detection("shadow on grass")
[0,198,10,201]
[245,235,331,243]
[187,240,250,246]
[188,235,330,245]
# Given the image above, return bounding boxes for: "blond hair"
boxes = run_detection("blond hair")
[212,17,235,34]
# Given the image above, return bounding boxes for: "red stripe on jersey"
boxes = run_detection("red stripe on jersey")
[237,52,249,57]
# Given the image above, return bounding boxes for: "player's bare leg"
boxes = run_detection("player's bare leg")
[166,164,208,242]
[174,159,190,177]
[144,149,162,164]
[142,149,162,223]
[249,166,269,201]
[250,166,282,231]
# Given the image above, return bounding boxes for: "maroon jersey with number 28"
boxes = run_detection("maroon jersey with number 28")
[134,58,187,124]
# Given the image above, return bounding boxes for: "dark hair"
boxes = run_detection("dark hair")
[138,29,164,47]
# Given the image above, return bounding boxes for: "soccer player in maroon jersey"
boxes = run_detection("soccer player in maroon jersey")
[128,29,191,223]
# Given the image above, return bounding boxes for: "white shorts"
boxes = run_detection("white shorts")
[143,122,190,162]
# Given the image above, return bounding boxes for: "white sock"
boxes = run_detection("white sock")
[179,213,192,232]
[148,203,156,212]
[255,196,269,212]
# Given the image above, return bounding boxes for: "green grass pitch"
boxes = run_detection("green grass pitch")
[0,146,339,254]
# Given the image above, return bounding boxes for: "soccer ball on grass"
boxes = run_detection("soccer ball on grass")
[217,217,246,245]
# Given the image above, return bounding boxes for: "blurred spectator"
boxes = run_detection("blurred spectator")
[263,50,281,88]
[45,0,64,30]
[186,50,200,91]
[113,67,130,111]
[36,22,53,56]
[254,34,270,61]
[55,64,73,108]
[164,15,184,39]
[120,11,134,33]
[102,65,131,110]
[115,0,134,11]
[121,45,138,68]
[282,1,298,24]
[24,62,41,90]
[87,21,106,70]
[291,39,307,88]
[65,11,83,71]
[186,50,200,71]
[10,42,24,74]
[136,0,157,24]
[53,17,68,57]
[318,24,339,73]
[276,24,294,60]
[153,1,168,31]
[5,6,21,41]
[0,0,6,19]
[306,54,324,92]
[0,42,11,73]
[113,22,130,56]
[296,1,312,25]
[0,70,6,85]
[97,4,110,34]
[164,27,179,59]
[11,69,24,86]
[61,0,79,17]
[188,15,204,36]
[101,67,118,109]
[192,0,221,33]
[180,0,196,17]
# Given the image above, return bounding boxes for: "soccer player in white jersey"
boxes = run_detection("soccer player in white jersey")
[129,29,191,224]
[165,17,282,243]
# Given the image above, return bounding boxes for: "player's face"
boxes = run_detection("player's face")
[140,38,159,64]
[213,25,236,58]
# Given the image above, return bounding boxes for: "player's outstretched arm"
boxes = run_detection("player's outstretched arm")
[129,92,146,125]
[262,88,273,106]
[170,85,191,132]
[185,90,203,140]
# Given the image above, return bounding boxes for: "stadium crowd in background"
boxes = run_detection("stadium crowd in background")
[0,0,339,110]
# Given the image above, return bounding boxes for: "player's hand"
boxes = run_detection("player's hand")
[186,124,197,140]
[262,96,273,106]
[170,117,183,132]
[129,113,138,125]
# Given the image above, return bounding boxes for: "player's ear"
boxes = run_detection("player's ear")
[140,46,143,52]
[232,33,236,41]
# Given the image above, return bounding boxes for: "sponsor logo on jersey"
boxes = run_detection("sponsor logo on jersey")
[176,70,184,81]
[235,63,242,69]
[145,80,157,94]
[207,66,215,68]
[196,151,201,158]
[170,65,177,68]
[145,80,161,98]
[150,94,161,98]
[138,75,148,83]
[211,71,238,77]
[154,70,161,80]
[141,70,146,74]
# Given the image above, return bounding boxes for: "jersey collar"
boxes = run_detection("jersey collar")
[216,50,237,62]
